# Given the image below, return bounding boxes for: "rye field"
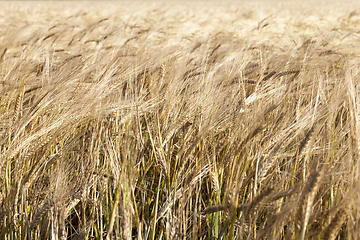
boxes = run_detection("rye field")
[1,1,360,239]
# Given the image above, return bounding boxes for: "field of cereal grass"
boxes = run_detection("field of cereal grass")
[1,1,360,239]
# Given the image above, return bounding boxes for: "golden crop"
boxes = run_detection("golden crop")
[1,1,360,239]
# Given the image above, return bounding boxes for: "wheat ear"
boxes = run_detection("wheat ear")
[322,207,348,240]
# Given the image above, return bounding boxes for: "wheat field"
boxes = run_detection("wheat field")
[1,1,360,239]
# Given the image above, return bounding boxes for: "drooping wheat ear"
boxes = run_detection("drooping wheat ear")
[229,125,265,161]
[295,96,302,122]
[271,182,302,202]
[202,203,247,216]
[9,133,53,161]
[0,47,6,63]
[322,207,348,240]
[65,198,80,219]
[209,155,220,195]
[30,200,53,230]
[209,44,221,58]
[295,123,317,163]
[156,189,183,221]
[209,167,220,195]
[169,223,179,240]
[258,142,282,183]
[258,203,295,239]
[160,62,166,80]
[295,170,324,240]
[23,153,61,191]
[229,104,277,158]
[25,136,53,162]
[264,124,288,151]
[291,123,317,185]
[244,187,275,215]
[202,205,228,215]
[225,182,237,210]
[156,147,169,181]
[12,85,24,123]
[162,116,192,148]
[346,68,360,162]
